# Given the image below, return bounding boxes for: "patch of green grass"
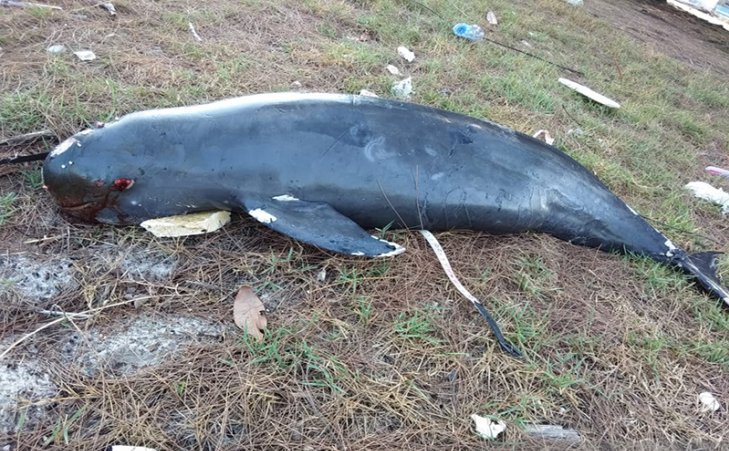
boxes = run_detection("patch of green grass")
[263,248,296,275]
[394,310,441,345]
[497,302,549,353]
[692,300,729,333]
[626,330,673,377]
[514,254,556,298]
[28,5,53,19]
[0,90,50,135]
[490,393,552,426]
[174,381,187,397]
[337,266,364,294]
[42,407,86,446]
[0,192,18,225]
[322,40,388,71]
[354,295,374,324]
[542,362,585,395]
[691,340,729,366]
[628,255,689,297]
[23,169,44,190]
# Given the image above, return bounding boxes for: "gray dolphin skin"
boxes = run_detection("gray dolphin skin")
[42,93,729,306]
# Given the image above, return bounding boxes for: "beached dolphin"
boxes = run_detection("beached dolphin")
[41,93,729,306]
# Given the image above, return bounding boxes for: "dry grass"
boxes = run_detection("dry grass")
[1,0,729,449]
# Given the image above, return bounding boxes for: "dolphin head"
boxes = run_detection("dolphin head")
[42,127,141,224]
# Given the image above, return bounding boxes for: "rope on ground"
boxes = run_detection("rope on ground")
[419,230,522,358]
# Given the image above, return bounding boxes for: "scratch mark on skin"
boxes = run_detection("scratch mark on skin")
[322,128,348,157]
[377,180,406,228]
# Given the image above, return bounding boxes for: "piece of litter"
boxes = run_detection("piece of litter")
[699,392,721,412]
[565,0,584,5]
[471,414,506,440]
[47,44,66,54]
[486,11,498,25]
[359,89,379,98]
[391,77,413,99]
[140,211,231,237]
[453,23,485,41]
[523,424,581,443]
[532,129,555,145]
[685,181,729,214]
[291,80,302,89]
[316,268,327,282]
[521,40,533,48]
[558,78,621,109]
[233,285,267,341]
[397,46,415,62]
[74,50,96,61]
[706,166,729,180]
[188,22,203,42]
[385,64,401,75]
[99,2,116,16]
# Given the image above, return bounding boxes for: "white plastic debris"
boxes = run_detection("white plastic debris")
[73,50,96,61]
[391,77,413,99]
[685,181,729,214]
[140,211,231,237]
[188,22,203,42]
[532,129,555,145]
[698,392,720,412]
[471,414,506,440]
[316,268,327,282]
[565,0,584,5]
[397,46,415,62]
[99,2,116,15]
[47,44,66,54]
[291,80,303,89]
[385,64,401,75]
[487,11,498,25]
[359,89,379,97]
[558,78,621,109]
[521,40,533,48]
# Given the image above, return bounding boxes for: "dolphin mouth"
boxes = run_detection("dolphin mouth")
[62,201,99,211]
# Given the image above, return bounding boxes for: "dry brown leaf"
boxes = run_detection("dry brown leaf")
[233,285,267,340]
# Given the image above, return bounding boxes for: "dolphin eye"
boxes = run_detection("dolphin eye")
[112,178,134,191]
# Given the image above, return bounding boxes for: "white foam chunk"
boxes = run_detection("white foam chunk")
[140,211,231,237]
[685,181,729,215]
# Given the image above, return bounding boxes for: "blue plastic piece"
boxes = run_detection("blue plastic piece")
[453,23,485,41]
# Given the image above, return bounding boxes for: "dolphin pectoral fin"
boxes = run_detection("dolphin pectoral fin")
[243,198,405,257]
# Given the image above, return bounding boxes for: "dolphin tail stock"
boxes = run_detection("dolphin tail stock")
[677,251,729,307]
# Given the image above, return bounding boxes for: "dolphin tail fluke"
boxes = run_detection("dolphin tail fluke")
[681,252,729,307]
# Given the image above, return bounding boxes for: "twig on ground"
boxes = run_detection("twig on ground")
[0,0,62,10]
[0,295,167,360]
[37,309,92,319]
[188,22,203,42]
[0,129,56,146]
